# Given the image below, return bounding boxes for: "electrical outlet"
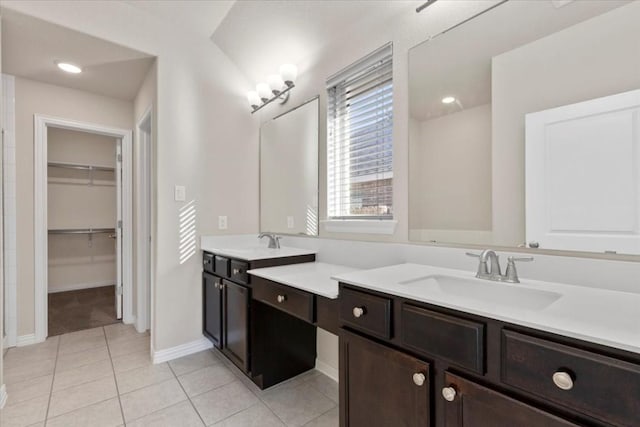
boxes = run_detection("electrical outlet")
[287,216,295,229]
[174,185,186,201]
[218,216,228,230]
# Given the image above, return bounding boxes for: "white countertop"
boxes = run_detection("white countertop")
[332,263,640,354]
[248,262,359,299]
[201,242,316,261]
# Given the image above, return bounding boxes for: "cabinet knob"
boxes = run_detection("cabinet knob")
[219,283,225,290]
[352,307,365,318]
[412,372,426,386]
[552,371,574,390]
[214,282,219,289]
[232,268,241,275]
[442,386,457,402]
[277,294,286,303]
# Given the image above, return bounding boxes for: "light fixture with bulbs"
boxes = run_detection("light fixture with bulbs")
[441,96,456,104]
[247,64,297,113]
[55,61,83,74]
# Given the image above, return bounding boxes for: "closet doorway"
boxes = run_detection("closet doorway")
[34,116,133,341]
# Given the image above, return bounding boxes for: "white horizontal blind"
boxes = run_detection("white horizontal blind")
[327,43,393,220]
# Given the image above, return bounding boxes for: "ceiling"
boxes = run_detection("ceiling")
[1,8,155,101]
[212,0,417,84]
[409,0,631,121]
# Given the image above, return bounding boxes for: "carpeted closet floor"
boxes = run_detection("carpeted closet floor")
[48,285,119,336]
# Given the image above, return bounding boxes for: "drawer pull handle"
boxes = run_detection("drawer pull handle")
[552,371,574,391]
[277,295,287,303]
[442,386,457,402]
[412,373,426,386]
[352,307,365,318]
[232,268,241,275]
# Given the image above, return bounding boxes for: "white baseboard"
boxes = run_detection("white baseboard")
[48,280,114,294]
[315,358,339,382]
[0,384,7,409]
[152,336,213,364]
[16,333,43,347]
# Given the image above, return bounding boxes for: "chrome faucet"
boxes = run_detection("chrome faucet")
[258,232,281,249]
[466,249,533,283]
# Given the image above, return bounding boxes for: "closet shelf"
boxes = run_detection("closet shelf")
[48,161,115,172]
[48,228,116,235]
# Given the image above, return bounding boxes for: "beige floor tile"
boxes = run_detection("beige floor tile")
[303,407,339,427]
[5,374,53,405]
[46,397,123,427]
[56,346,111,373]
[112,350,153,373]
[304,374,338,403]
[178,364,236,397]
[0,394,49,427]
[4,338,59,365]
[261,382,336,427]
[126,400,204,427]
[58,333,107,356]
[213,402,285,427]
[168,350,219,377]
[108,334,150,358]
[191,381,259,425]
[120,378,187,422]
[59,326,105,342]
[115,362,174,394]
[48,375,118,418]
[52,358,114,391]
[104,323,147,341]
[4,358,56,385]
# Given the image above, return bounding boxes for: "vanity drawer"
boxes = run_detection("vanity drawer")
[253,278,314,322]
[340,287,392,340]
[203,253,215,274]
[502,330,640,427]
[214,255,230,277]
[230,260,250,284]
[401,304,485,374]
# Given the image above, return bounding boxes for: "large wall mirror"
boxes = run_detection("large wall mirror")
[260,97,319,236]
[409,0,640,256]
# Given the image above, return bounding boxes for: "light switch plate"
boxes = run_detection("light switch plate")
[174,185,186,202]
[218,216,228,230]
[287,216,295,229]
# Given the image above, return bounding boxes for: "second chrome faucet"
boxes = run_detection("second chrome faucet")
[466,249,533,283]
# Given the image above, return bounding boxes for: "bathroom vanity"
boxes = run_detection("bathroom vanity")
[333,264,640,427]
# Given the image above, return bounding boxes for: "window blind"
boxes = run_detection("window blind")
[327,43,393,220]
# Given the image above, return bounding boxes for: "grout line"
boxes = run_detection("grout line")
[104,326,127,426]
[167,361,209,427]
[43,335,62,426]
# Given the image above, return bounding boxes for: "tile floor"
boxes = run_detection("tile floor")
[1,323,339,427]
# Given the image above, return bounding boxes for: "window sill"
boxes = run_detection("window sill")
[321,219,398,235]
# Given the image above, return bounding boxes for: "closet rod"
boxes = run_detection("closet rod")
[48,228,116,235]
[48,161,115,172]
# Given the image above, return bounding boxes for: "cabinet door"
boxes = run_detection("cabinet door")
[223,279,250,372]
[203,273,223,348]
[340,329,430,427]
[443,372,578,427]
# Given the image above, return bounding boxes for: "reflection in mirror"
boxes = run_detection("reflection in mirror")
[260,97,319,236]
[409,0,640,255]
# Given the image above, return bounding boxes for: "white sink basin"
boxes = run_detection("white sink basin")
[399,274,562,311]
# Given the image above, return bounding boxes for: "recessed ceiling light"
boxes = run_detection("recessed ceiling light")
[441,96,456,104]
[56,62,82,74]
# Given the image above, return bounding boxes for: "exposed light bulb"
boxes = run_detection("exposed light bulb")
[441,96,456,104]
[279,64,298,87]
[247,91,261,109]
[256,83,272,102]
[56,61,82,74]
[267,74,285,95]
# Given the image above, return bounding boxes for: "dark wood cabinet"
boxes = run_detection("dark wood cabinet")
[442,372,578,427]
[203,272,223,348]
[222,279,250,372]
[340,328,430,427]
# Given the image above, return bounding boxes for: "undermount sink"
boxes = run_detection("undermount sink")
[399,274,562,311]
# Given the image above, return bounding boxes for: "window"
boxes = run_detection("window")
[327,43,393,221]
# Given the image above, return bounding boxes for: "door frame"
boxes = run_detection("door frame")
[34,114,133,343]
[135,106,153,333]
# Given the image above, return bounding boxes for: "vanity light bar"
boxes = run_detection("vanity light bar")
[416,0,438,14]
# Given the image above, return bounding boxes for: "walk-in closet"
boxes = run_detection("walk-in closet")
[47,127,121,336]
